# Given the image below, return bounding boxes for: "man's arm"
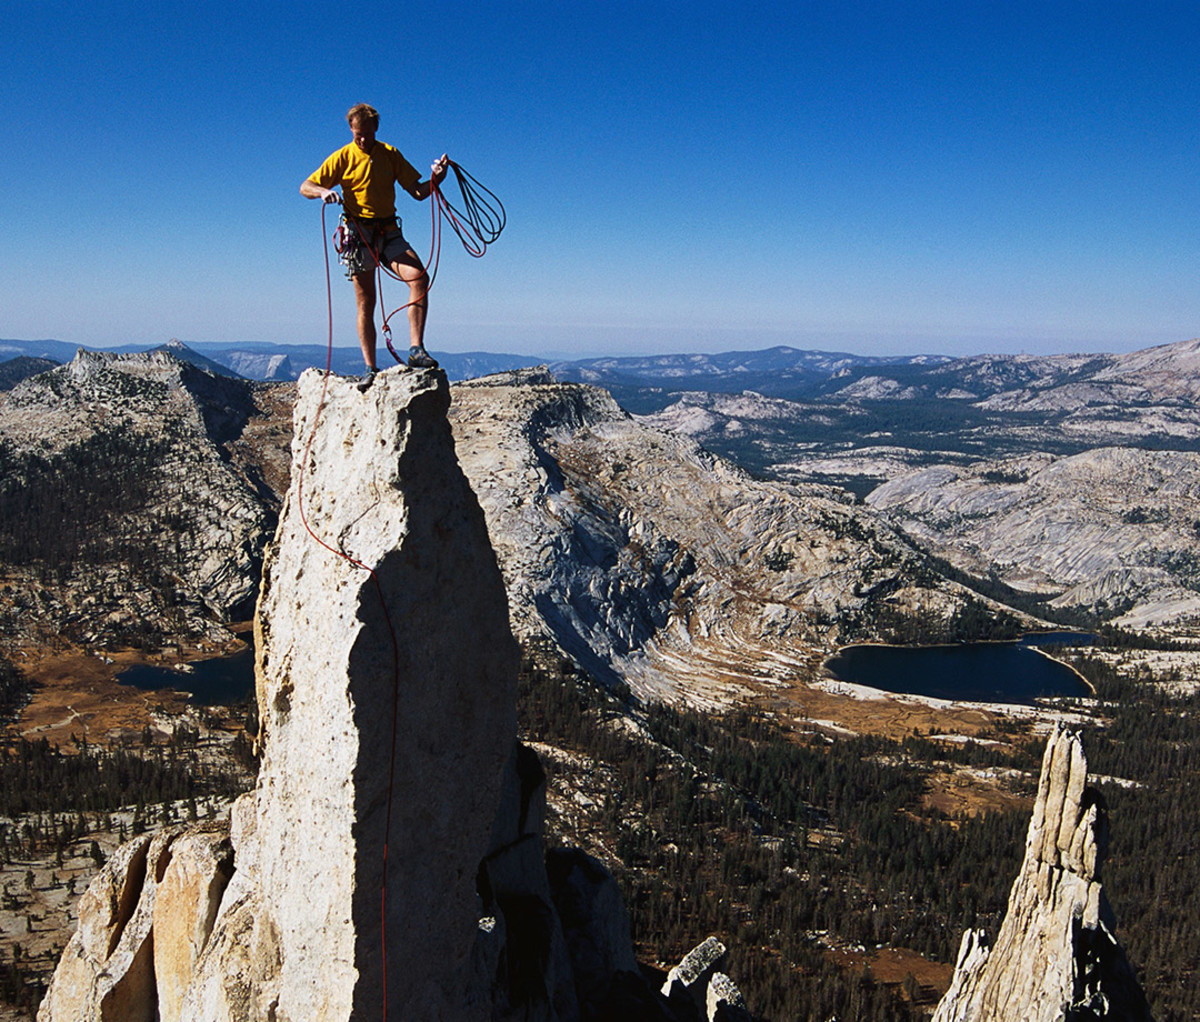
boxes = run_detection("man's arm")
[404,155,450,202]
[301,179,342,203]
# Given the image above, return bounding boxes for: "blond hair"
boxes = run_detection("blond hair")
[346,103,379,129]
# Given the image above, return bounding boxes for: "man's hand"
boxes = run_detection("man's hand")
[431,154,450,183]
[300,180,343,203]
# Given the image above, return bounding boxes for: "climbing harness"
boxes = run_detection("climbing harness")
[334,215,402,279]
[298,160,504,1022]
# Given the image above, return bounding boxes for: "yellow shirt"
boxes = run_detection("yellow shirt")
[307,142,421,219]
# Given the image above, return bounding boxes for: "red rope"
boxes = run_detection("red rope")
[296,202,404,1021]
[297,164,503,1019]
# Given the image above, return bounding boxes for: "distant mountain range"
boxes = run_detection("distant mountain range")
[0,336,952,391]
[547,347,956,409]
[10,335,1200,412]
[0,337,547,384]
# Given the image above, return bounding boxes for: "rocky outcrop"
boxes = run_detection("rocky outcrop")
[0,348,282,650]
[232,365,524,1019]
[215,349,299,382]
[450,372,944,708]
[932,726,1153,1022]
[661,936,728,1018]
[38,832,164,1022]
[39,366,732,1022]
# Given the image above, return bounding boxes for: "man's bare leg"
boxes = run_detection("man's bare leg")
[352,272,378,370]
[389,249,432,352]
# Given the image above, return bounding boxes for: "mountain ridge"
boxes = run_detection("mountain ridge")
[9,341,1200,666]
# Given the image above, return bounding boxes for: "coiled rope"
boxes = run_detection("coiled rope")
[296,162,504,1020]
[345,159,507,362]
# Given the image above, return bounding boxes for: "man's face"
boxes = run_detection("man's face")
[351,118,376,152]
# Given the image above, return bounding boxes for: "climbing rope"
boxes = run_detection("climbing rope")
[297,162,504,1021]
[433,160,507,257]
[337,159,507,362]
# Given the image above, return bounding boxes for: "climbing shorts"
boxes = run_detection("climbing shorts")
[336,216,415,279]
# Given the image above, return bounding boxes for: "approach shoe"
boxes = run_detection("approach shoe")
[407,347,439,369]
[356,368,378,391]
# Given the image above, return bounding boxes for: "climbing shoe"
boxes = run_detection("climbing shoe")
[407,346,439,369]
[356,368,378,391]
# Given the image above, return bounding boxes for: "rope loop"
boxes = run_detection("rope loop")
[304,166,504,1016]
[327,161,506,353]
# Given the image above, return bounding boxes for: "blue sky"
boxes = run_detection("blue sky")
[4,1,1198,359]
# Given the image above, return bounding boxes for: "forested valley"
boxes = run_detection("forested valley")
[1,641,1195,1020]
[0,691,257,1017]
[517,644,1200,1022]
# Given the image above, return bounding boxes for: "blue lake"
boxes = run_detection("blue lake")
[824,634,1094,706]
[117,648,255,706]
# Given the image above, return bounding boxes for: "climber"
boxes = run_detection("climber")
[301,103,449,388]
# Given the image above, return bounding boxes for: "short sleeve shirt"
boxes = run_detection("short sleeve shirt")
[307,142,421,219]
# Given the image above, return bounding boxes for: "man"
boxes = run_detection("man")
[301,103,448,387]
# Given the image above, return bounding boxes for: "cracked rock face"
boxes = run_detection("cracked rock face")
[230,367,521,1021]
[38,824,233,1022]
[39,366,704,1022]
[932,726,1154,1022]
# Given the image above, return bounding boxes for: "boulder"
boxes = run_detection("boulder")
[662,936,727,1018]
[706,972,751,1022]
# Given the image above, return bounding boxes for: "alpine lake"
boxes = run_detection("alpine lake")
[116,646,256,706]
[117,634,1094,709]
[823,633,1095,706]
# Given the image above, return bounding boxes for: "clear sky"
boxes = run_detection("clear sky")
[4,0,1198,359]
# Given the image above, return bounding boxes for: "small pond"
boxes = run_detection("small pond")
[824,633,1094,706]
[117,647,255,706]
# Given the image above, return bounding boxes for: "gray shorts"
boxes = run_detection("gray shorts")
[338,217,415,279]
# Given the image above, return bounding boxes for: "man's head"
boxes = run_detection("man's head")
[347,104,379,131]
[347,104,379,153]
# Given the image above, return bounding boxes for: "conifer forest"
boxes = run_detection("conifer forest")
[516,647,1200,1022]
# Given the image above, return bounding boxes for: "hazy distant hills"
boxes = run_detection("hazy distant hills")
[545,346,954,409]
[0,337,545,383]
[6,337,1200,462]
[554,339,1200,415]
[640,338,1200,474]
[10,334,1200,410]
[2,337,952,390]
